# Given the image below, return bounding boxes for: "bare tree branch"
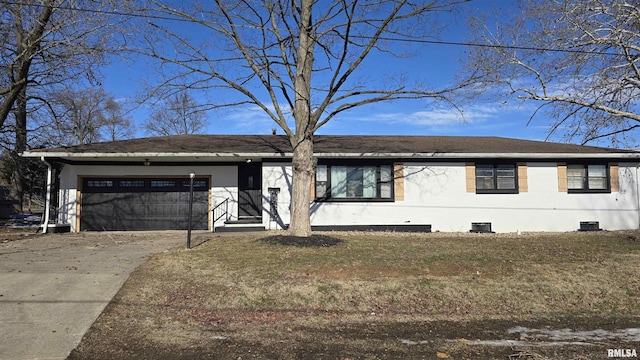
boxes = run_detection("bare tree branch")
[0,0,54,125]
[136,0,473,235]
[464,0,640,146]
[143,91,206,136]
[50,87,133,146]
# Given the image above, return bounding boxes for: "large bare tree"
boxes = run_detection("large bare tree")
[140,0,472,236]
[144,92,207,136]
[0,0,54,127]
[464,0,640,146]
[0,0,133,128]
[1,0,133,209]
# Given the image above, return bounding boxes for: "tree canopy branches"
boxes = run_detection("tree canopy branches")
[0,0,133,128]
[134,0,473,235]
[143,92,207,136]
[137,0,473,139]
[464,0,640,146]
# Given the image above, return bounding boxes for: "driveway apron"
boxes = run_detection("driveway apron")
[0,231,187,360]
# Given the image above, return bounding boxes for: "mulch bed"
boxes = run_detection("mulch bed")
[257,234,344,247]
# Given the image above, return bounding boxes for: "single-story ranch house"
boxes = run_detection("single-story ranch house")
[22,134,640,233]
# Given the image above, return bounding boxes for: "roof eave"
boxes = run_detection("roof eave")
[22,151,640,160]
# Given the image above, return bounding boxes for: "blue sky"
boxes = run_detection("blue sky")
[100,1,558,143]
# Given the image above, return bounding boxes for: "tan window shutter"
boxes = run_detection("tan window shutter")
[394,163,404,201]
[310,170,315,199]
[610,163,619,192]
[558,163,567,192]
[466,163,476,192]
[517,163,528,192]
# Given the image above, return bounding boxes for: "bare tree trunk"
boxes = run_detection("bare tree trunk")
[0,0,54,127]
[286,0,315,237]
[288,136,313,237]
[11,85,27,212]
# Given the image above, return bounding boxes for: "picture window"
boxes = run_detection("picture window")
[315,164,393,201]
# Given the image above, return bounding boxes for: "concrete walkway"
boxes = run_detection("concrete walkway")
[0,231,191,360]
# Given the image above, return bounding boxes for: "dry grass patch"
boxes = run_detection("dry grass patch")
[70,230,640,359]
[124,230,640,323]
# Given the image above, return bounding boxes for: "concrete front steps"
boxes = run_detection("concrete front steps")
[214,217,265,232]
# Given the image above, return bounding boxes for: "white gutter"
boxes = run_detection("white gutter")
[40,156,52,234]
[22,151,640,160]
[311,152,640,159]
[22,152,276,158]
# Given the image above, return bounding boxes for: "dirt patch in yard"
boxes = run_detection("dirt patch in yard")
[0,227,40,243]
[69,312,640,359]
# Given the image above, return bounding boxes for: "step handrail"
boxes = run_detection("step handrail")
[212,198,230,224]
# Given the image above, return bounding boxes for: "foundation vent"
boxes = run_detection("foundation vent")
[470,222,493,233]
[579,221,601,231]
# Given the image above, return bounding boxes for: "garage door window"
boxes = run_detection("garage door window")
[87,180,113,188]
[151,180,176,188]
[182,179,208,188]
[83,178,209,193]
[119,180,145,188]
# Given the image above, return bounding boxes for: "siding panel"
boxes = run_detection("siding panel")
[610,163,619,192]
[557,163,567,192]
[394,163,404,201]
[466,163,476,192]
[518,163,528,192]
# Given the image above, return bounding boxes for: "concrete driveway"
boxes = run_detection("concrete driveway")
[0,231,190,360]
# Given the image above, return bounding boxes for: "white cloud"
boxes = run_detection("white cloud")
[217,104,294,134]
[205,101,536,135]
[351,103,511,127]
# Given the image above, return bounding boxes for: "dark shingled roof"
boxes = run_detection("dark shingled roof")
[28,135,633,155]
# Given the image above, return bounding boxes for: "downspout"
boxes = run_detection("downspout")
[636,164,640,230]
[40,156,52,234]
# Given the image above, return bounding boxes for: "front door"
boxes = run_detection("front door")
[238,163,262,218]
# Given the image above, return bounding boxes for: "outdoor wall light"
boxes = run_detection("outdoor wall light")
[143,159,151,166]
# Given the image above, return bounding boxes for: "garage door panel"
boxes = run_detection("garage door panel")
[81,178,209,231]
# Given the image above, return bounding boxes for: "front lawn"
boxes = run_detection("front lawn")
[69,231,640,359]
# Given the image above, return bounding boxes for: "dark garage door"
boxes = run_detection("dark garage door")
[80,177,209,231]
